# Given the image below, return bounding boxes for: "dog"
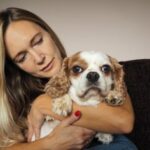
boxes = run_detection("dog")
[32,51,127,143]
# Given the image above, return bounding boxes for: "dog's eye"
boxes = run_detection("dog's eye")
[72,66,83,73]
[101,65,111,73]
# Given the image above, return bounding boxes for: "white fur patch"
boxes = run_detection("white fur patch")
[32,120,60,141]
[69,51,113,106]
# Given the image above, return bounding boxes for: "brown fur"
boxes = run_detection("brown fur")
[44,58,70,98]
[68,52,88,78]
[104,56,127,105]
[44,52,88,97]
[45,52,127,106]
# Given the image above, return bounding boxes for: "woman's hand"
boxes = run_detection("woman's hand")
[27,92,134,143]
[27,94,64,141]
[27,95,95,147]
[27,99,45,141]
[43,112,95,150]
[28,104,95,150]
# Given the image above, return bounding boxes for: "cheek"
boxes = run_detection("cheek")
[55,50,63,69]
[70,77,81,87]
[70,73,87,89]
[55,49,62,61]
[18,63,36,74]
[43,37,57,54]
[102,74,114,86]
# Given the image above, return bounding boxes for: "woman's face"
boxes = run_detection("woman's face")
[5,20,63,78]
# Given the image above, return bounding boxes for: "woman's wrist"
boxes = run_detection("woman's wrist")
[31,93,134,134]
[33,94,52,116]
[42,136,54,150]
[33,94,65,120]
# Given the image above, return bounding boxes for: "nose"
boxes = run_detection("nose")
[36,54,45,65]
[86,72,99,83]
[30,50,45,65]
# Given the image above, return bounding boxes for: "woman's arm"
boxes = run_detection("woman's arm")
[3,140,44,150]
[29,92,134,135]
[73,93,134,133]
[3,113,94,150]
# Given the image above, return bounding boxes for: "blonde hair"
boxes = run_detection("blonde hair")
[0,7,67,147]
[0,21,24,147]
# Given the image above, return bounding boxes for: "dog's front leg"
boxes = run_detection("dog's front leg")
[105,90,124,106]
[52,94,72,116]
[95,133,113,144]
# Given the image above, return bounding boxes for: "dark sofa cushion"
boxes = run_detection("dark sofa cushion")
[120,59,150,150]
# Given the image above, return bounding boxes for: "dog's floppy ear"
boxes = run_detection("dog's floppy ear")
[44,57,70,98]
[108,56,127,104]
[109,56,124,82]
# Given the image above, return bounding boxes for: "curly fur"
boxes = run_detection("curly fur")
[43,51,127,144]
[105,56,127,105]
[44,58,70,98]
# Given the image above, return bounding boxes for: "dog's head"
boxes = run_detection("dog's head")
[45,51,125,101]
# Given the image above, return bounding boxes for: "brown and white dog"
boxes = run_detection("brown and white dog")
[32,51,127,143]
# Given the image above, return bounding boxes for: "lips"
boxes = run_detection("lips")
[41,57,55,72]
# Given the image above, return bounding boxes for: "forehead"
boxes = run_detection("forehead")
[6,20,42,35]
[80,51,110,65]
[5,20,43,58]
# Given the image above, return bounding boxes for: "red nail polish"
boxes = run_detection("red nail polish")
[74,110,81,117]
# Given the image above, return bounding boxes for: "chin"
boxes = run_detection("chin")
[40,62,61,78]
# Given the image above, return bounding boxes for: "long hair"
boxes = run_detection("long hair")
[0,7,67,147]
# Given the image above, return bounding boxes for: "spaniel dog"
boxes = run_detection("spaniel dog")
[32,51,127,143]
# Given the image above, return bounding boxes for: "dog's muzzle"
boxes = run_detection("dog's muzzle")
[86,72,99,83]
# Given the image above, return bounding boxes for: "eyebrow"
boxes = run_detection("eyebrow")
[13,32,41,62]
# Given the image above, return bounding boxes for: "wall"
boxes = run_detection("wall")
[0,0,150,61]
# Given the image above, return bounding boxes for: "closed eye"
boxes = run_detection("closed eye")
[34,36,43,46]
[15,51,27,63]
[31,33,43,47]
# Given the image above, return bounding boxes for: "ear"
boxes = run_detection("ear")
[108,56,127,104]
[44,57,70,98]
[61,57,69,75]
[109,56,123,77]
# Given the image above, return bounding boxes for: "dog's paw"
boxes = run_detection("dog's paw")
[45,115,55,121]
[95,133,113,144]
[105,91,124,106]
[52,94,72,116]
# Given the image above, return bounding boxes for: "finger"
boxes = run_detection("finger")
[84,139,92,148]
[27,126,34,142]
[81,128,96,136]
[60,110,81,127]
[82,135,95,149]
[34,127,41,140]
[27,117,33,142]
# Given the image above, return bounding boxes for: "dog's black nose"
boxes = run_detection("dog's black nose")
[86,72,99,83]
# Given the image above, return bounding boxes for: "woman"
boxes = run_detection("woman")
[0,7,137,150]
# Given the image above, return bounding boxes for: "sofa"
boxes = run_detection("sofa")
[120,59,150,150]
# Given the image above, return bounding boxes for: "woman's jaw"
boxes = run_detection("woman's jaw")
[40,57,55,72]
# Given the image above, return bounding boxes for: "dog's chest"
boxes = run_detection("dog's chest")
[32,120,60,141]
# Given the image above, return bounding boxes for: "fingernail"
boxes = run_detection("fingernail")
[74,110,81,117]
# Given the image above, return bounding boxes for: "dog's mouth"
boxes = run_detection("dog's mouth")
[79,86,101,98]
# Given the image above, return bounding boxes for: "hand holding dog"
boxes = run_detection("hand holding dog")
[27,97,95,149]
[42,112,95,150]
[27,100,45,142]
